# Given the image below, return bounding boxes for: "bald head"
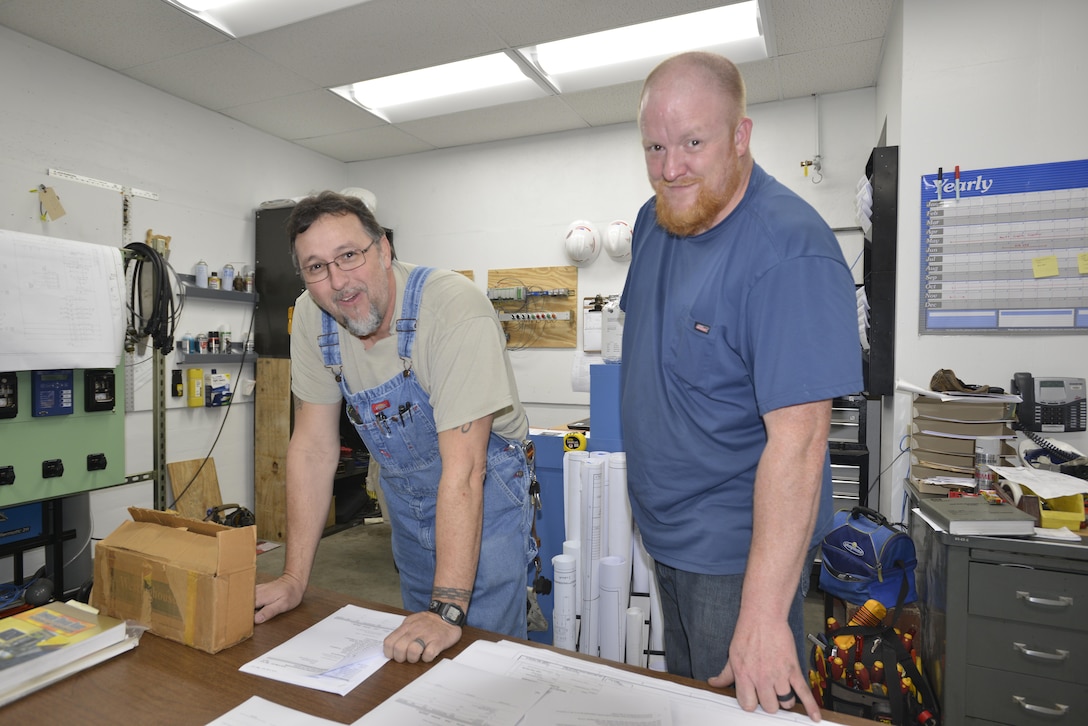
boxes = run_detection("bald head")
[639,52,747,129]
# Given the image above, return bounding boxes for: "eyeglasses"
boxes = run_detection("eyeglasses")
[298,238,378,283]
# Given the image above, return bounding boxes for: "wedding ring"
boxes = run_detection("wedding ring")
[414,637,427,650]
[776,689,797,703]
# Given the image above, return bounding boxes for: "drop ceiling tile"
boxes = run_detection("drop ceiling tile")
[123,42,316,110]
[0,0,226,70]
[222,89,385,139]
[771,0,892,55]
[295,125,436,163]
[777,40,884,98]
[561,81,644,127]
[398,96,589,149]
[737,58,785,105]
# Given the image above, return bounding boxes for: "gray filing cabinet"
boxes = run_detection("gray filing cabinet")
[908,492,1088,725]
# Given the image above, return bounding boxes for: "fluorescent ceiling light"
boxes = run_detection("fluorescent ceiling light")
[163,0,370,38]
[329,1,766,123]
[330,54,550,124]
[517,2,766,93]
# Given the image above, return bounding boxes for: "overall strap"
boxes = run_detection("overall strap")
[395,266,435,361]
[319,310,343,378]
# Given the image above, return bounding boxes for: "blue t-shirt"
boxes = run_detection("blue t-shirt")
[619,163,863,575]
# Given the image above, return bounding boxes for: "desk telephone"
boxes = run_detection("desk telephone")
[1011,372,1086,433]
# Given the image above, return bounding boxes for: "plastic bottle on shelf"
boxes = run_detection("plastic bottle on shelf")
[208,271,221,290]
[180,332,194,355]
[194,260,209,288]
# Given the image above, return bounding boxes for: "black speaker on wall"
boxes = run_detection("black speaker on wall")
[255,205,304,359]
[862,146,898,398]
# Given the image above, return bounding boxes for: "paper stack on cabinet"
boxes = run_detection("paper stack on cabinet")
[910,397,1016,493]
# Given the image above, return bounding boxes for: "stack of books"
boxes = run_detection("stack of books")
[0,600,139,706]
[909,393,1017,494]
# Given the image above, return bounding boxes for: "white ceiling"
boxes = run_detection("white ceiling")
[0,0,892,163]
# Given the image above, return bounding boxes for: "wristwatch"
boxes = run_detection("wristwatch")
[428,599,466,627]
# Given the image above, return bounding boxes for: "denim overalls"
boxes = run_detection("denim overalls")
[318,266,535,638]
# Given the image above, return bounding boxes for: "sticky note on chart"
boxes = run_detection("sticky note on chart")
[1078,252,1088,275]
[1032,255,1059,278]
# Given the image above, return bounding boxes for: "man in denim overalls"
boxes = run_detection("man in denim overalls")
[255,191,536,662]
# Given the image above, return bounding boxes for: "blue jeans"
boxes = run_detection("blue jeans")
[654,561,807,681]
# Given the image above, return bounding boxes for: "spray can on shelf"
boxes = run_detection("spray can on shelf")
[194,260,209,288]
[220,325,232,354]
[221,263,235,291]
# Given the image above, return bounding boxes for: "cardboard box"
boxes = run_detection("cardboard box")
[91,507,255,653]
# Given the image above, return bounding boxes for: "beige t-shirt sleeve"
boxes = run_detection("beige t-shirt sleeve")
[414,270,523,436]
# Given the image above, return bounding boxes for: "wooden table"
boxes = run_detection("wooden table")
[2,586,878,724]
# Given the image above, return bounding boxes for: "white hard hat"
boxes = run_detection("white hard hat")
[340,187,378,213]
[564,220,600,264]
[603,220,632,261]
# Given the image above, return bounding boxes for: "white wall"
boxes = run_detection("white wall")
[0,25,345,547]
[348,89,879,427]
[878,0,1088,517]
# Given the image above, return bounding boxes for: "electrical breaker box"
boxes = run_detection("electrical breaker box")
[0,365,126,508]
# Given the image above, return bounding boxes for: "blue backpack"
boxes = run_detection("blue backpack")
[819,506,918,608]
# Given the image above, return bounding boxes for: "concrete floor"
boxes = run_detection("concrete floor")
[256,520,403,609]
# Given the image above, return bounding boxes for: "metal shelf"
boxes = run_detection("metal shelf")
[178,274,257,303]
[174,341,255,364]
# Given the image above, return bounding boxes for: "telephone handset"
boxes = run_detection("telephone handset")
[1010,372,1087,433]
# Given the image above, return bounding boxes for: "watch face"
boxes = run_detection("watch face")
[429,599,465,626]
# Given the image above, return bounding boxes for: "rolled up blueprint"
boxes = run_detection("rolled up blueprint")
[577,458,604,657]
[563,540,581,619]
[625,606,645,667]
[563,450,588,542]
[551,554,577,651]
[598,555,627,662]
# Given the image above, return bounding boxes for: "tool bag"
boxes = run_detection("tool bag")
[819,506,917,608]
[808,596,941,725]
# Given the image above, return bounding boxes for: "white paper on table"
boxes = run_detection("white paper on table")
[239,604,404,695]
[350,658,548,725]
[520,686,672,726]
[205,696,343,725]
[990,464,1088,499]
[453,640,850,724]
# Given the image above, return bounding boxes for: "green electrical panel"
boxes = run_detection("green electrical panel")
[0,364,126,508]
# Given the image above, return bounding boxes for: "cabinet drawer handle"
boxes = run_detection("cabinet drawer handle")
[1013,696,1069,717]
[1013,642,1070,662]
[1016,590,1074,608]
